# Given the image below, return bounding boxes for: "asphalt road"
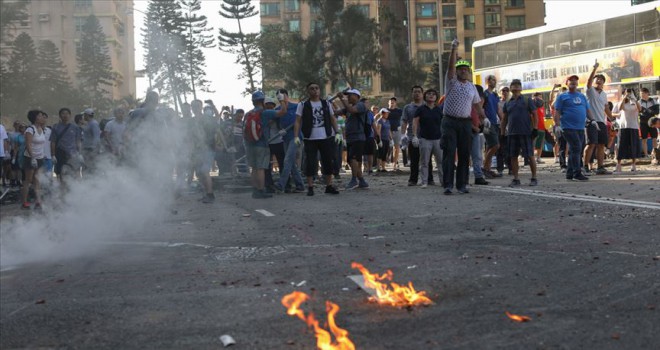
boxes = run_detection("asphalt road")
[1,160,659,349]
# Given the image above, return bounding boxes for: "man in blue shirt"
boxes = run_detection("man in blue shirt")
[553,75,594,181]
[245,91,289,198]
[501,79,538,186]
[482,75,502,178]
[273,89,305,193]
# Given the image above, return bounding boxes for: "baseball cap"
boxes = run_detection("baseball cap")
[251,91,265,101]
[343,88,361,97]
[83,108,94,116]
[379,108,390,114]
[264,97,276,105]
[565,75,579,83]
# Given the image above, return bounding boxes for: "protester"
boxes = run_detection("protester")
[401,86,425,186]
[585,60,613,175]
[613,89,642,172]
[336,89,369,190]
[81,108,100,175]
[482,75,501,178]
[21,110,47,209]
[51,108,82,190]
[375,108,391,172]
[412,89,443,188]
[273,89,305,193]
[387,97,403,171]
[639,87,657,159]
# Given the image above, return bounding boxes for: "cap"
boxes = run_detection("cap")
[264,97,276,105]
[565,75,579,83]
[455,59,471,69]
[83,108,94,116]
[379,108,390,114]
[594,73,606,82]
[251,91,265,101]
[343,88,361,97]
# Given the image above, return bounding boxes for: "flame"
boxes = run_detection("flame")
[281,291,355,350]
[506,311,532,322]
[351,262,433,307]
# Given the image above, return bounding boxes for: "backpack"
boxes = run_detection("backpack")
[243,109,263,143]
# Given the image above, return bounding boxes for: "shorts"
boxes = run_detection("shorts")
[347,141,365,163]
[484,124,500,148]
[196,150,215,173]
[586,122,608,145]
[54,149,70,175]
[364,138,375,155]
[246,144,270,169]
[534,129,546,149]
[640,122,658,139]
[391,130,402,146]
[507,134,533,158]
[22,156,45,170]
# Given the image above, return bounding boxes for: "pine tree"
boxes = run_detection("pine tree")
[0,0,29,56]
[180,0,214,100]
[36,40,74,114]
[2,32,39,118]
[218,0,260,95]
[77,15,114,111]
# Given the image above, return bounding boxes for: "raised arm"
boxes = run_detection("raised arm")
[446,38,459,81]
[587,59,598,89]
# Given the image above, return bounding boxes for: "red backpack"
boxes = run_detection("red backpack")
[243,109,263,143]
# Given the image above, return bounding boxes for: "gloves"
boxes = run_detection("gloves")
[334,133,343,145]
[590,120,600,131]
[554,126,563,138]
[483,118,491,129]
[412,136,420,148]
[52,156,57,165]
[278,129,286,137]
[294,137,301,146]
[378,140,383,148]
[31,158,38,169]
[76,153,85,164]
[401,135,408,145]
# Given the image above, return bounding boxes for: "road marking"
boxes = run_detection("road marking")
[255,209,275,217]
[481,186,660,210]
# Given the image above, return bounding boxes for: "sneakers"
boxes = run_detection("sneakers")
[554,157,560,164]
[407,181,417,186]
[427,181,436,186]
[201,194,215,203]
[474,178,489,185]
[595,167,612,175]
[457,187,470,194]
[421,183,428,188]
[574,174,589,181]
[583,168,593,176]
[358,177,369,188]
[530,178,538,186]
[21,202,31,210]
[536,157,544,164]
[561,167,567,173]
[509,179,521,187]
[483,170,494,179]
[345,178,358,190]
[306,187,314,196]
[325,185,339,194]
[443,188,453,195]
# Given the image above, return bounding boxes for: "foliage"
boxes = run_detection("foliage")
[0,0,29,56]
[180,0,214,99]
[218,0,260,95]
[425,52,451,92]
[77,15,114,112]
[1,32,38,118]
[36,40,76,114]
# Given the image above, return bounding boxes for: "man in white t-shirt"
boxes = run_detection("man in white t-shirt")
[585,60,613,175]
[103,107,127,160]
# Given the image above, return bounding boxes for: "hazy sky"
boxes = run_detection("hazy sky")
[132,0,637,109]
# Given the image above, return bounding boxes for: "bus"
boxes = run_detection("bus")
[472,1,660,113]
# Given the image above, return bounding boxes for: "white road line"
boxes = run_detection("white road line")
[481,186,660,210]
[255,209,275,217]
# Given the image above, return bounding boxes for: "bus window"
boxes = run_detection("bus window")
[519,34,539,61]
[571,23,603,52]
[635,9,660,42]
[479,43,495,68]
[541,28,570,58]
[497,39,518,64]
[606,14,634,47]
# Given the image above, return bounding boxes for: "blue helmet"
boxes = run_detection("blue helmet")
[251,91,265,101]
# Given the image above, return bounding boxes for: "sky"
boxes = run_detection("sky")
[132,0,637,110]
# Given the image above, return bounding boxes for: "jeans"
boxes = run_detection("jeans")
[441,116,473,190]
[471,133,485,179]
[265,142,285,188]
[558,135,567,168]
[407,140,420,184]
[278,139,304,189]
[419,138,442,185]
[333,140,343,176]
[563,129,585,178]
[496,134,509,173]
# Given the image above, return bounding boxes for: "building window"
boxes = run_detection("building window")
[506,16,525,30]
[443,28,456,41]
[355,76,372,90]
[288,20,300,32]
[416,3,436,18]
[417,27,437,41]
[260,3,280,17]
[464,0,475,7]
[74,17,86,32]
[310,3,321,14]
[417,50,438,65]
[485,0,500,4]
[507,0,524,7]
[74,0,92,9]
[485,13,501,27]
[442,5,456,18]
[355,5,370,17]
[464,15,475,30]
[464,36,476,52]
[284,0,300,12]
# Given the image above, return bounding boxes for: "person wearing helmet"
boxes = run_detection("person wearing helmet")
[440,39,484,195]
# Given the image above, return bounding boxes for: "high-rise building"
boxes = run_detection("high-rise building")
[2,0,136,100]
[260,0,545,97]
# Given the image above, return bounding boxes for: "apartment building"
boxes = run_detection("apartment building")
[2,0,136,100]
[260,0,545,97]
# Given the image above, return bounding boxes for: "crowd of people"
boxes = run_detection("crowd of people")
[1,40,659,208]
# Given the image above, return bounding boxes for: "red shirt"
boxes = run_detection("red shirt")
[536,107,546,131]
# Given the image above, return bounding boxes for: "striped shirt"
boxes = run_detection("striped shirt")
[443,77,480,118]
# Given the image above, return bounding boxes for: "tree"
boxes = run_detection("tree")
[180,0,214,100]
[0,0,29,57]
[218,0,260,95]
[77,15,114,112]
[36,40,74,114]
[1,32,39,118]
[425,52,451,92]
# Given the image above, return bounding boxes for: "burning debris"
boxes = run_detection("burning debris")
[350,262,433,307]
[505,311,532,322]
[281,291,355,350]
